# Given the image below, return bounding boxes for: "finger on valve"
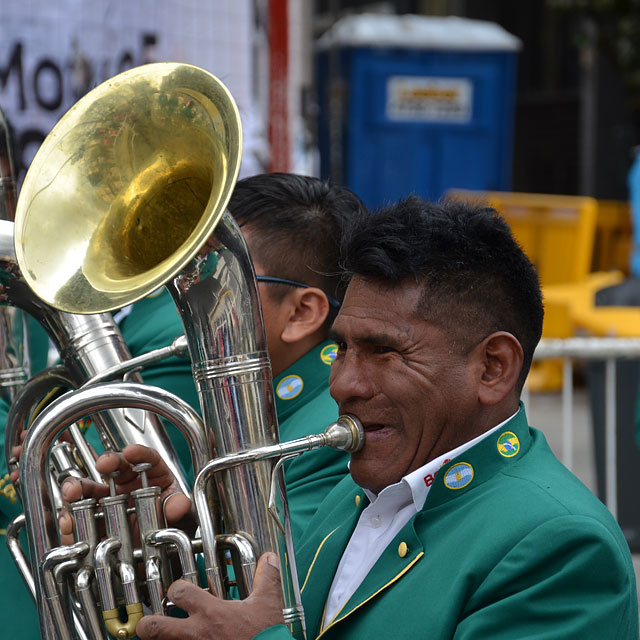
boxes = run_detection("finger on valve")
[135,553,284,640]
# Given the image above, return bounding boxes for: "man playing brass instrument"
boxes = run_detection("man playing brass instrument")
[9,172,365,638]
[127,196,636,639]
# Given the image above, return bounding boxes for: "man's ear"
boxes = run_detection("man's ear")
[476,332,524,406]
[280,287,330,344]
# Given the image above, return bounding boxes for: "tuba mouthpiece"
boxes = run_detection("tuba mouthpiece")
[324,414,364,453]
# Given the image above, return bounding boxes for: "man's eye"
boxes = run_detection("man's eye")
[373,345,395,355]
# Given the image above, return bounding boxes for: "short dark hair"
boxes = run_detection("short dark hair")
[339,196,544,392]
[227,173,366,323]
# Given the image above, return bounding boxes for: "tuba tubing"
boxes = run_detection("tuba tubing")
[19,382,209,640]
[193,414,364,598]
[0,105,17,222]
[0,107,30,411]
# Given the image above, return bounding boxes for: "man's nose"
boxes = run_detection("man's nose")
[329,353,374,402]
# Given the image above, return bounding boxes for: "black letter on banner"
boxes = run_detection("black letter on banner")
[33,59,63,111]
[141,33,158,64]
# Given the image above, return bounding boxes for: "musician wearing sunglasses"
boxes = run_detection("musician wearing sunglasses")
[135,196,637,640]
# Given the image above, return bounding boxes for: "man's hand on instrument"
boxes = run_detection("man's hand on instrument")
[136,552,285,640]
[58,444,195,543]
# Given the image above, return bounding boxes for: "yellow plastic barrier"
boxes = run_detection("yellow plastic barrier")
[447,193,639,368]
[447,190,598,285]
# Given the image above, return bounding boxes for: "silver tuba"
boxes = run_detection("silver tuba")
[0,96,194,614]
[12,62,363,640]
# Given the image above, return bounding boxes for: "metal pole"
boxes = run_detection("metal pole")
[562,358,574,470]
[604,357,617,519]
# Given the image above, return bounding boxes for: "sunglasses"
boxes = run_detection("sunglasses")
[256,275,341,310]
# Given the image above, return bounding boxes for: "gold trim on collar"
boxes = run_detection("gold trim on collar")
[317,551,424,639]
[300,527,340,594]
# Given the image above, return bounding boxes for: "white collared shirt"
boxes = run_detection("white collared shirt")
[322,412,517,627]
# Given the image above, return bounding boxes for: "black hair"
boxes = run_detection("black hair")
[227,172,367,324]
[339,195,544,392]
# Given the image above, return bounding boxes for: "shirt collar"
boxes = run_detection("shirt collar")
[362,408,520,512]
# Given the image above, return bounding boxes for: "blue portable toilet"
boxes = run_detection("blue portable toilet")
[316,14,522,209]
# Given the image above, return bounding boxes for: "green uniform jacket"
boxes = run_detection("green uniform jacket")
[273,340,349,545]
[257,408,639,640]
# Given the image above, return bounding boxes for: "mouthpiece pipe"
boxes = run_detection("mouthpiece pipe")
[194,415,363,595]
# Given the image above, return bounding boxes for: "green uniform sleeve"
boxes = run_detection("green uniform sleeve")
[0,396,43,640]
[454,515,638,639]
[252,625,294,639]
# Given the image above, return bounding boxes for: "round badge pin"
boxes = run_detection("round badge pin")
[276,375,304,400]
[320,343,338,365]
[443,462,474,490]
[497,431,520,458]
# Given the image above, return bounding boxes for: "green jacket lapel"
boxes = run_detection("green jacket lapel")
[320,520,424,636]
[298,485,367,636]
